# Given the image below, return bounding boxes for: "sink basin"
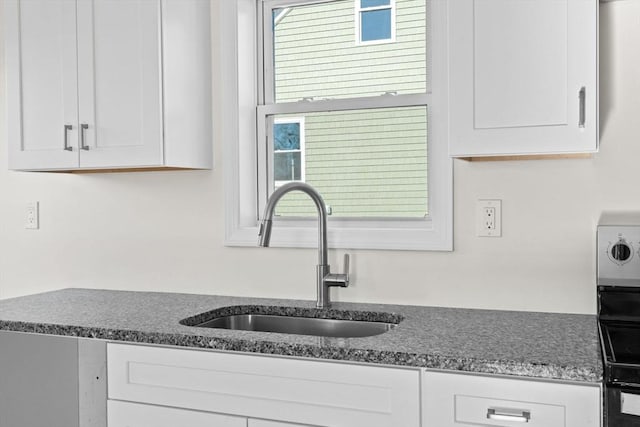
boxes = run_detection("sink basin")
[194,314,396,338]
[180,305,402,338]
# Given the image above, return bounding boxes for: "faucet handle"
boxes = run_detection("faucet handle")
[325,254,350,288]
[342,254,350,285]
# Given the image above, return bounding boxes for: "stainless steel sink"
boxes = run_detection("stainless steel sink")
[193,313,397,338]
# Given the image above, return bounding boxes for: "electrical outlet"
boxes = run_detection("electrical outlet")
[483,207,496,230]
[477,199,501,237]
[25,201,39,230]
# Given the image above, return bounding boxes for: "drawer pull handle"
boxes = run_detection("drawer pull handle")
[63,124,73,151]
[80,124,90,150]
[487,407,531,423]
[578,86,586,128]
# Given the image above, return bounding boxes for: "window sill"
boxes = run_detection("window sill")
[225,220,452,251]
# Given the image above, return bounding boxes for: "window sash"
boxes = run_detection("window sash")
[257,93,431,213]
[261,0,404,105]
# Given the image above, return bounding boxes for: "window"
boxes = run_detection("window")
[273,118,305,185]
[356,0,395,44]
[222,0,452,250]
[263,0,427,218]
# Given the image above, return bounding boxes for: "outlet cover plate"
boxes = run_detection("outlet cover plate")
[25,201,39,230]
[477,199,502,237]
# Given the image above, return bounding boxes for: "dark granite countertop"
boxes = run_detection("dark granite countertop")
[0,288,602,383]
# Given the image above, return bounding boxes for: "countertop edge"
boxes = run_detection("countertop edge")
[0,320,603,384]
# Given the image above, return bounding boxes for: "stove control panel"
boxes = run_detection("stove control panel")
[598,215,640,283]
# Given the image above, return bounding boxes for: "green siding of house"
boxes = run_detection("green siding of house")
[274,0,426,101]
[272,0,428,218]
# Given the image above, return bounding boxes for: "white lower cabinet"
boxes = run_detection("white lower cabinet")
[422,371,601,427]
[108,400,319,427]
[106,343,421,427]
[108,400,245,427]
[248,420,316,427]
[105,343,602,427]
[108,399,318,427]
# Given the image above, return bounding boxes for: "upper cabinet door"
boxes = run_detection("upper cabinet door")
[76,0,163,168]
[448,0,598,157]
[5,0,80,170]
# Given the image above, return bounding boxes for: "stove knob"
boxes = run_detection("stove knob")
[611,241,632,262]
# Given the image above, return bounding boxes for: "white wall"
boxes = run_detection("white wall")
[0,1,637,315]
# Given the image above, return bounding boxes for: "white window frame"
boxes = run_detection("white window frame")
[221,0,452,251]
[355,0,396,45]
[273,117,306,186]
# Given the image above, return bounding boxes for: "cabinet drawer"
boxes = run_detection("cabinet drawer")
[423,371,601,427]
[249,420,317,427]
[107,400,245,427]
[107,343,420,427]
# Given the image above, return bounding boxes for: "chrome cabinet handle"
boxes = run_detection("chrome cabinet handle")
[579,86,586,128]
[487,407,531,423]
[80,124,90,150]
[63,125,73,151]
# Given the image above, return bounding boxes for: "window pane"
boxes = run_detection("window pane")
[361,0,390,8]
[274,122,301,150]
[274,152,302,182]
[271,106,428,218]
[361,9,392,42]
[272,0,426,102]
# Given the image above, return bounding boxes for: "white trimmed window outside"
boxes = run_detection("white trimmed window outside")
[273,117,305,185]
[356,0,396,45]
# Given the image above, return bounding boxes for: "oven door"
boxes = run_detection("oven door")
[607,385,640,427]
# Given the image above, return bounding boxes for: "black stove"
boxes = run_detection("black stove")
[599,286,640,426]
[598,214,640,426]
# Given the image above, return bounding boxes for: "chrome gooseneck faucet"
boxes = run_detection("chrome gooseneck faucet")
[258,182,349,309]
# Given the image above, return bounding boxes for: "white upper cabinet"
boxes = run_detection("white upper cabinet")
[4,0,212,171]
[448,0,598,157]
[76,0,163,169]
[5,0,79,170]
